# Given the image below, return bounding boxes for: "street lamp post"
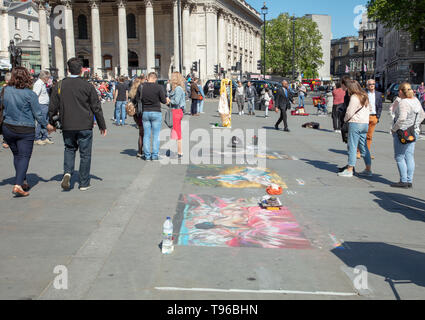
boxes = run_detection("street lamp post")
[292,15,296,81]
[261,2,268,80]
[362,29,366,86]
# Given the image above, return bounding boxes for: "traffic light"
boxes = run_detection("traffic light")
[214,65,219,74]
[220,68,224,74]
[257,60,262,71]
[192,61,198,72]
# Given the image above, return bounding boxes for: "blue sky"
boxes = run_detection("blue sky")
[247,0,369,39]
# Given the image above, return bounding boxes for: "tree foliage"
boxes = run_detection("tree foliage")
[367,0,425,41]
[262,13,323,78]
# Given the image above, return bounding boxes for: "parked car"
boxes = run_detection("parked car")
[387,84,400,102]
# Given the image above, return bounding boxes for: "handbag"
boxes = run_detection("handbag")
[164,107,173,129]
[0,87,5,135]
[126,101,136,117]
[396,113,418,144]
[341,106,364,144]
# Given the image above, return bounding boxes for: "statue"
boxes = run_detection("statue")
[217,79,233,128]
[8,40,22,68]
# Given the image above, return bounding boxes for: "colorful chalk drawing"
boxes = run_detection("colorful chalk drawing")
[176,194,311,249]
[185,165,287,189]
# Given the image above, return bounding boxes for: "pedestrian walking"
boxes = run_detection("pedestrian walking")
[197,81,205,114]
[245,81,257,116]
[274,80,293,132]
[356,79,383,159]
[338,80,372,178]
[390,82,425,188]
[113,76,128,126]
[1,67,53,197]
[169,72,186,159]
[33,70,53,145]
[235,81,245,115]
[332,83,345,133]
[129,75,146,158]
[261,84,272,118]
[49,58,107,191]
[140,72,169,161]
[190,78,201,116]
[207,81,214,99]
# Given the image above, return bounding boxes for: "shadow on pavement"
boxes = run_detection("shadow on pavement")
[371,191,425,223]
[332,241,425,299]
[121,149,138,157]
[300,158,340,174]
[329,149,348,156]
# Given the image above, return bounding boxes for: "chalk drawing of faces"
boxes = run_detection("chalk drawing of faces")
[199,167,273,187]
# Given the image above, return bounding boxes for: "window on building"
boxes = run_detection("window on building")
[78,15,88,39]
[127,14,136,39]
[414,29,425,52]
[15,17,19,30]
[28,20,32,32]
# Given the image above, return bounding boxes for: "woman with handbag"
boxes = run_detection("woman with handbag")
[338,80,372,178]
[129,75,146,158]
[169,72,186,159]
[0,67,53,197]
[390,82,425,188]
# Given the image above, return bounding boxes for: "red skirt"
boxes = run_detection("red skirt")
[171,109,183,140]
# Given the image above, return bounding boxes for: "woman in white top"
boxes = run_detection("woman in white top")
[338,80,372,177]
[390,82,425,188]
[235,81,245,115]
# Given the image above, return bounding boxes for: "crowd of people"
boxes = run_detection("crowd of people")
[1,57,425,197]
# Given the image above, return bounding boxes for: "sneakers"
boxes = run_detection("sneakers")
[334,130,341,133]
[43,139,54,145]
[79,185,92,191]
[34,140,46,145]
[61,173,71,191]
[137,153,143,158]
[338,169,353,177]
[390,182,409,189]
[358,170,373,177]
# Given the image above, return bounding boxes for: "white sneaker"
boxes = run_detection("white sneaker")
[338,169,353,177]
[43,139,54,145]
[79,185,92,191]
[61,173,71,190]
[34,140,46,145]
[242,111,244,115]
[239,112,242,115]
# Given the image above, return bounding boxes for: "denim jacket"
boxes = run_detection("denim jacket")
[1,86,47,128]
[169,86,186,109]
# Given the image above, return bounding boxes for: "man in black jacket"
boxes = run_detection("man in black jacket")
[274,80,293,132]
[49,58,107,191]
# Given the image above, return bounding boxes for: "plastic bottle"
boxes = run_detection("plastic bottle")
[162,217,174,254]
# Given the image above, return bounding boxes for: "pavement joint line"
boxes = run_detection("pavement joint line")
[37,164,160,300]
[154,287,358,297]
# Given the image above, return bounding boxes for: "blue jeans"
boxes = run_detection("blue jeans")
[115,101,127,125]
[247,98,255,113]
[35,104,49,141]
[347,122,371,167]
[142,111,162,159]
[197,100,204,113]
[2,125,35,186]
[393,133,416,183]
[299,95,305,107]
[63,130,93,188]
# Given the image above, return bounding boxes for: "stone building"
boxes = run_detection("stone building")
[375,23,425,89]
[1,0,263,80]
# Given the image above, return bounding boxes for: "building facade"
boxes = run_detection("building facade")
[375,23,425,89]
[1,0,263,81]
[304,14,331,81]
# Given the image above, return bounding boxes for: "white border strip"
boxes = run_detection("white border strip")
[155,287,357,297]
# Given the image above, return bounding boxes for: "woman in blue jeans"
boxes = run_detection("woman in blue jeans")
[140,72,169,161]
[1,67,52,197]
[391,82,425,188]
[338,80,372,178]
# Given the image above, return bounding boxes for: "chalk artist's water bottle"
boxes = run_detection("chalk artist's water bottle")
[162,217,174,254]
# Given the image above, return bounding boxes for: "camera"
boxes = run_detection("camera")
[51,114,62,130]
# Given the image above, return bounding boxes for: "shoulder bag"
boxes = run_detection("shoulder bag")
[396,113,418,144]
[341,106,364,144]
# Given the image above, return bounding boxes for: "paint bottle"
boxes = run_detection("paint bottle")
[162,217,174,254]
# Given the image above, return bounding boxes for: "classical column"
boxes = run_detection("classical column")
[51,6,65,79]
[217,11,226,73]
[0,0,10,59]
[173,0,180,72]
[117,0,128,76]
[145,0,155,73]
[38,1,50,70]
[205,3,217,79]
[182,1,190,75]
[62,0,75,61]
[90,0,102,76]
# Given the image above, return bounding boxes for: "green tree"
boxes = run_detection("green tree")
[262,13,323,78]
[367,0,425,41]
